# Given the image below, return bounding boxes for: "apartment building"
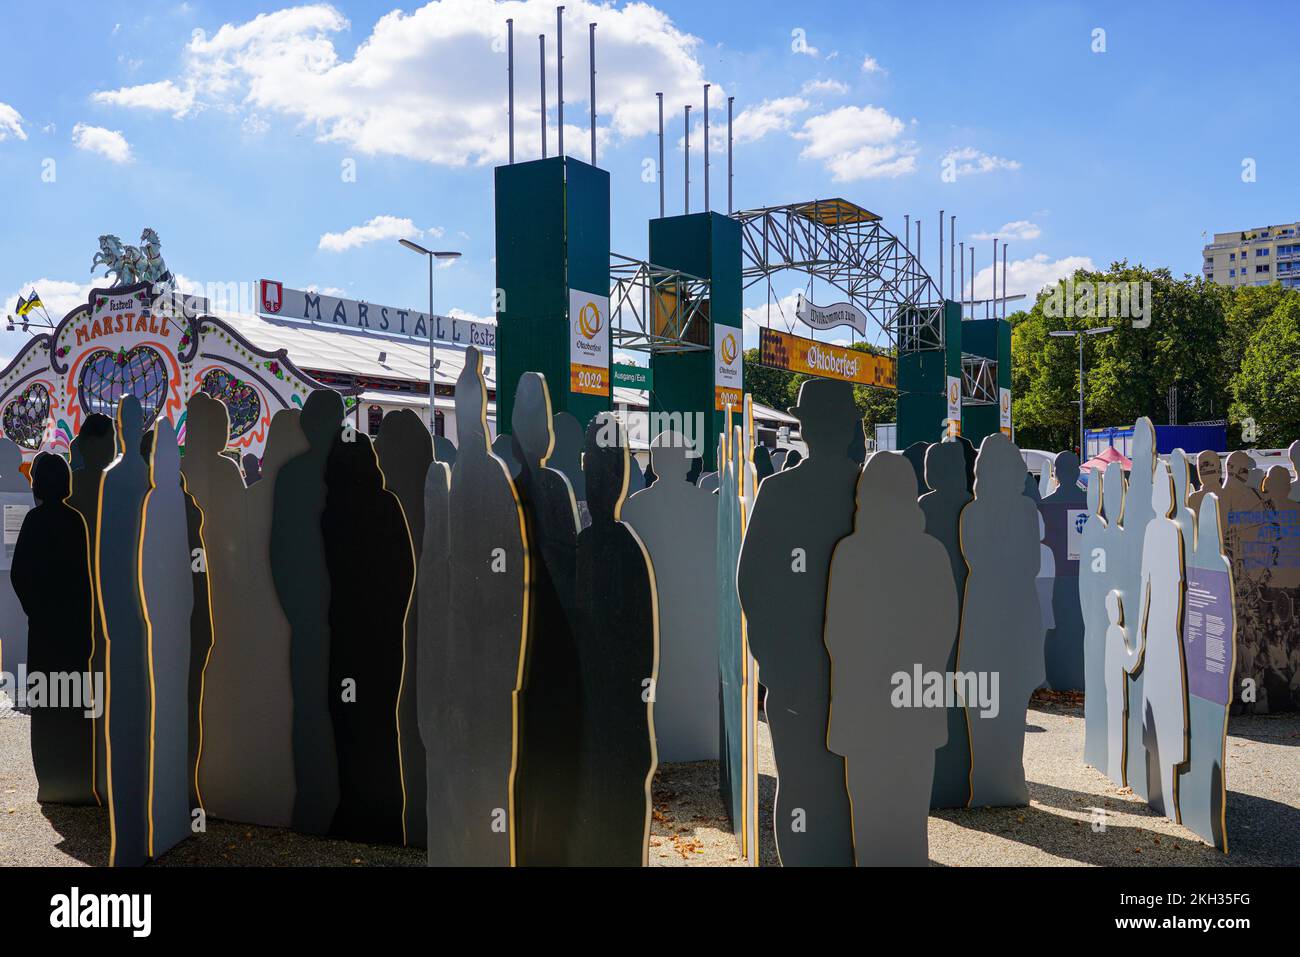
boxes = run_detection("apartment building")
[1202,222,1300,288]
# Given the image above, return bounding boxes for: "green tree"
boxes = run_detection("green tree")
[1009,262,1231,451]
[1230,297,1300,446]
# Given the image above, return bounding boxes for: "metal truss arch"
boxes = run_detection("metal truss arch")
[731,199,944,354]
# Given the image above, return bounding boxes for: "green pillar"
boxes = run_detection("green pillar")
[494,156,611,433]
[959,316,1013,447]
[897,299,962,447]
[647,212,742,471]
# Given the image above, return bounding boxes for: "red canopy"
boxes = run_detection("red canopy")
[1081,445,1131,473]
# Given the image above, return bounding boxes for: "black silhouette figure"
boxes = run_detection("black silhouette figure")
[570,412,658,866]
[736,378,860,866]
[375,408,433,849]
[67,411,114,806]
[97,395,151,866]
[509,373,583,866]
[13,453,95,806]
[323,428,414,845]
[920,440,974,808]
[426,346,527,866]
[272,389,345,834]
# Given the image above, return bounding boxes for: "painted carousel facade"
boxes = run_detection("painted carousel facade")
[0,279,338,465]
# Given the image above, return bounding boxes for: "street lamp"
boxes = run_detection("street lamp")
[399,239,462,430]
[1049,325,1114,457]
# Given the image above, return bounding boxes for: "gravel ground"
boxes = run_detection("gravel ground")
[3,692,1296,867]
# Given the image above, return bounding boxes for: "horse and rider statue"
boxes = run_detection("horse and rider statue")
[91,228,170,288]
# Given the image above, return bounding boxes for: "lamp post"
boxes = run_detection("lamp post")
[1049,325,1114,456]
[399,239,462,432]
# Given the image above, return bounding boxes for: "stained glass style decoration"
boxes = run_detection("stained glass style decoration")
[200,367,262,439]
[78,345,170,430]
[2,382,51,450]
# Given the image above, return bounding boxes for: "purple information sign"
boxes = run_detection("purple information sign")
[1183,567,1233,706]
[1040,502,1087,574]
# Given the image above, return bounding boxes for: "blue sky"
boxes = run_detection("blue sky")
[1,0,1294,361]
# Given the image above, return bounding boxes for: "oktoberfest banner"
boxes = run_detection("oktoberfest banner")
[758,327,896,389]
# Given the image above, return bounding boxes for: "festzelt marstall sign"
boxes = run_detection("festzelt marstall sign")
[259,279,497,350]
[758,327,896,389]
[795,294,869,337]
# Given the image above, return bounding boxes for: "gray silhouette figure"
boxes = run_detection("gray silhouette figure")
[1177,493,1235,850]
[826,451,957,865]
[960,433,1044,807]
[416,438,452,864]
[1119,419,1157,798]
[920,440,973,808]
[697,471,719,492]
[624,431,720,762]
[98,397,150,865]
[1103,589,1141,781]
[140,420,195,857]
[1080,467,1111,770]
[1138,460,1188,818]
[426,346,526,866]
[737,378,858,866]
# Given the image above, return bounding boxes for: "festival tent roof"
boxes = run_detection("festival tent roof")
[1081,445,1132,473]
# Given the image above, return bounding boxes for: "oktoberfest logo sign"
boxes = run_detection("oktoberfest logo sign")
[568,287,609,397]
[714,329,743,411]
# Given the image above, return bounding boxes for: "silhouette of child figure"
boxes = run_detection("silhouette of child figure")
[1103,589,1141,781]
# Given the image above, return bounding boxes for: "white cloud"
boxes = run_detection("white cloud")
[0,102,26,141]
[968,253,1094,302]
[794,104,917,181]
[680,96,810,154]
[90,0,716,167]
[92,79,195,117]
[941,146,1021,176]
[801,78,848,96]
[971,220,1041,242]
[319,215,439,252]
[860,55,886,75]
[449,306,496,326]
[71,123,132,163]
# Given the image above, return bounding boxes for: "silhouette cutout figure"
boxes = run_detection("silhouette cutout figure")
[13,453,94,805]
[1119,419,1157,797]
[375,408,433,849]
[1080,467,1111,770]
[737,378,859,865]
[426,346,527,866]
[826,451,958,865]
[0,437,31,684]
[1103,589,1141,781]
[1138,461,1188,818]
[68,412,115,805]
[140,420,194,858]
[920,440,974,808]
[510,373,584,866]
[323,427,413,844]
[624,431,720,763]
[960,433,1044,807]
[272,389,345,834]
[98,396,150,866]
[569,413,658,865]
[1041,451,1088,691]
[416,438,452,863]
[1177,493,1235,850]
